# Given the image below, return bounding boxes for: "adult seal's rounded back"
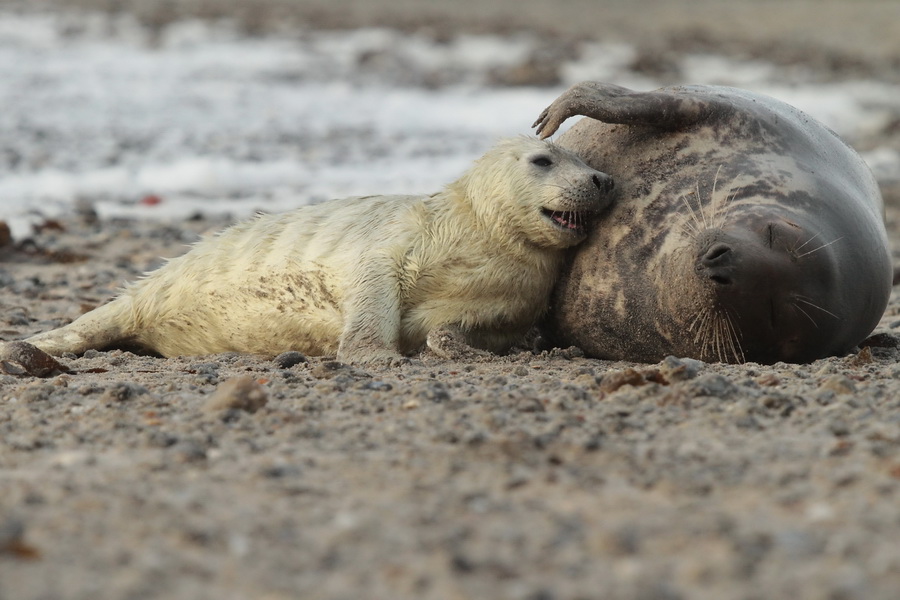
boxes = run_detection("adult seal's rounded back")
[533,81,892,364]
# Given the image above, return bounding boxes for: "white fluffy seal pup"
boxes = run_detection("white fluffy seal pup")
[23,136,614,364]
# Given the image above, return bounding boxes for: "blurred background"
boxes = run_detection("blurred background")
[1,0,899,238]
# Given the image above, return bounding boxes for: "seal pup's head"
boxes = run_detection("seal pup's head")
[455,136,615,249]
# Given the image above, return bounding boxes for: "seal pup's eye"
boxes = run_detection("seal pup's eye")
[530,155,553,167]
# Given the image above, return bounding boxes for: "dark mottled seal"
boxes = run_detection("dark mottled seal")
[533,81,892,364]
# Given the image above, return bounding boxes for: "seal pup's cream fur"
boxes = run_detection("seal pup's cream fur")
[25,136,613,364]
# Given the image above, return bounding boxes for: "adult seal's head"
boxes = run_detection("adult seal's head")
[534,82,893,364]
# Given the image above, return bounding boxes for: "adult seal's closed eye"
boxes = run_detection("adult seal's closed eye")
[21,136,614,364]
[534,81,892,364]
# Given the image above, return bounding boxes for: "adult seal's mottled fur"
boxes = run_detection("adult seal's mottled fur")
[534,81,892,364]
[22,136,614,364]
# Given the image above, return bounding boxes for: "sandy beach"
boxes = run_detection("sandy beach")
[3,2,900,599]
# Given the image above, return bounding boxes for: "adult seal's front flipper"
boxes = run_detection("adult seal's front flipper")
[533,81,715,138]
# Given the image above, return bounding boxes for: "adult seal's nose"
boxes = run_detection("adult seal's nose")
[592,173,614,194]
[698,242,735,285]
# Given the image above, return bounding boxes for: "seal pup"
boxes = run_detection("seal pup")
[533,81,892,364]
[23,136,614,364]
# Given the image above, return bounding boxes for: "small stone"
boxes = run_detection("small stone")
[273,351,307,369]
[170,440,208,463]
[419,382,450,403]
[17,383,56,403]
[846,346,874,366]
[0,341,69,377]
[860,331,900,348]
[0,221,11,248]
[360,380,392,392]
[756,373,780,387]
[548,345,584,359]
[204,376,268,413]
[659,355,701,382]
[310,361,365,379]
[829,418,851,437]
[599,368,648,393]
[100,382,149,402]
[0,517,39,559]
[690,374,738,398]
[819,375,856,395]
[0,360,27,376]
[189,362,220,375]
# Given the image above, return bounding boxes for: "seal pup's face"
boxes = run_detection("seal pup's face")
[465,137,615,249]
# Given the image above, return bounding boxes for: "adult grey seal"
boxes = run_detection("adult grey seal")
[533,81,892,364]
[22,136,614,364]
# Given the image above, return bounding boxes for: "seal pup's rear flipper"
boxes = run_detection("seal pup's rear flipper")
[533,81,715,138]
[25,297,134,356]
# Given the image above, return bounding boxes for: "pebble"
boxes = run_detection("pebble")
[16,382,56,403]
[419,382,451,403]
[599,368,650,393]
[689,374,739,398]
[659,355,702,382]
[100,381,149,402]
[203,376,268,413]
[310,361,368,379]
[360,381,393,392]
[819,375,856,395]
[273,351,308,369]
[860,331,900,348]
[0,517,38,559]
[170,439,209,463]
[0,341,69,377]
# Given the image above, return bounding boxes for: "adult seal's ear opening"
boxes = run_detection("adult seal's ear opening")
[535,81,893,365]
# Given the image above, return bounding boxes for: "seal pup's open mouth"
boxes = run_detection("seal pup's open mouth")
[542,208,591,234]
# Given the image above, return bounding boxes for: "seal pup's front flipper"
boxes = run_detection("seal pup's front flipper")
[533,81,715,138]
[335,253,405,366]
